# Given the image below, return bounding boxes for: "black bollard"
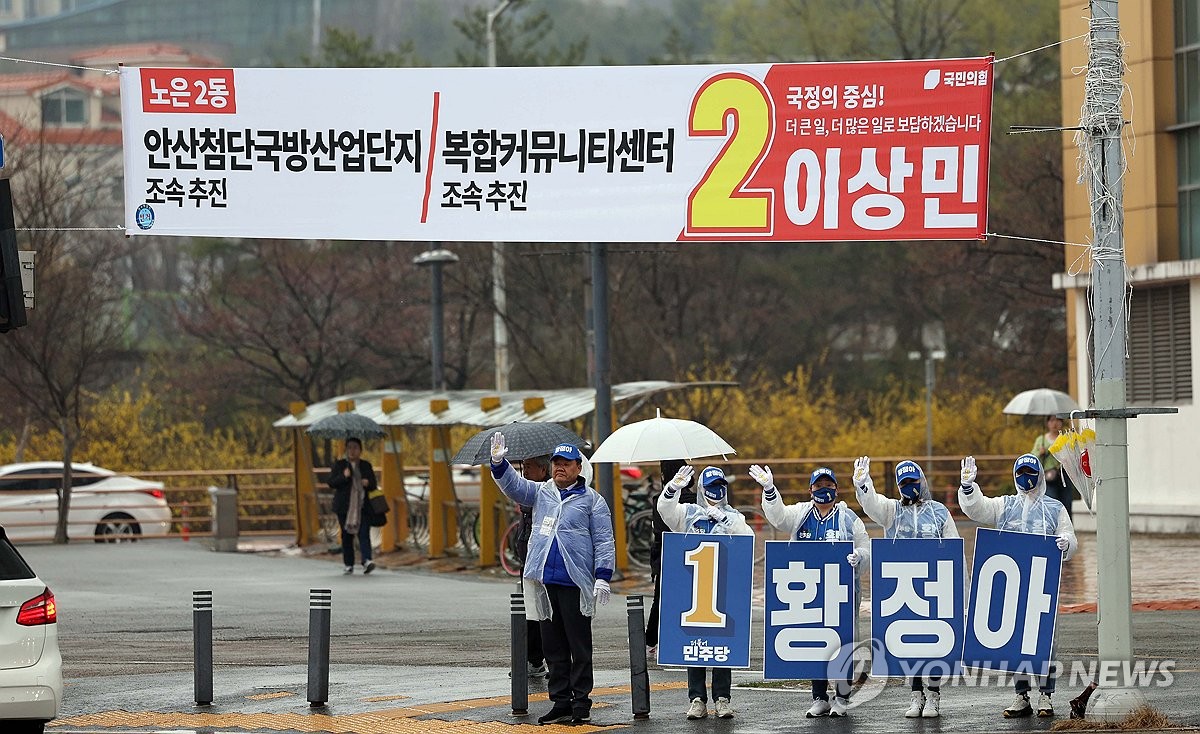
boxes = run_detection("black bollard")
[626,594,651,718]
[510,590,529,716]
[193,590,213,706]
[307,589,332,707]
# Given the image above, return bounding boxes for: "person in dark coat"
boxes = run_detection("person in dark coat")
[325,437,378,574]
[645,458,696,660]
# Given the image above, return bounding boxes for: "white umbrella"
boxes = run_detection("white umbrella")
[1002,388,1082,416]
[589,409,736,463]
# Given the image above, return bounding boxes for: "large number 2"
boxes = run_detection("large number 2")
[687,73,773,235]
[682,541,727,627]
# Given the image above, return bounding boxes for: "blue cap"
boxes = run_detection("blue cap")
[1014,453,1041,474]
[551,443,583,462]
[896,461,922,485]
[809,467,837,487]
[700,466,728,488]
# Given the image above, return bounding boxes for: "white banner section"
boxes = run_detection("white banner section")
[120,61,992,242]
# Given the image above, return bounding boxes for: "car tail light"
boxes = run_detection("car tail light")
[17,588,57,626]
[142,488,165,500]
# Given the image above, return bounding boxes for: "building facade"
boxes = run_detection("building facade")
[1057,0,1199,532]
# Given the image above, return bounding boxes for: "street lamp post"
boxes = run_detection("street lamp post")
[487,0,514,391]
[414,248,459,391]
[908,350,946,471]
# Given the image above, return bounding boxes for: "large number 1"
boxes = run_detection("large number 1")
[682,541,727,627]
[686,73,774,235]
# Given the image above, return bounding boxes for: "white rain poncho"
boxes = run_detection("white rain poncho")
[857,462,958,540]
[494,459,616,620]
[958,453,1078,561]
[657,469,753,538]
[761,486,871,641]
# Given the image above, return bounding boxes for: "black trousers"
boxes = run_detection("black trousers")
[540,584,594,713]
[645,573,661,647]
[687,667,731,702]
[526,620,544,666]
[336,512,372,567]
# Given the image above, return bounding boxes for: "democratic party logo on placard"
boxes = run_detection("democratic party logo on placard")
[963,528,1062,676]
[763,540,855,680]
[658,532,753,668]
[870,537,965,678]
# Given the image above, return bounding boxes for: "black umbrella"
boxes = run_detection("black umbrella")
[306,413,387,441]
[452,422,589,465]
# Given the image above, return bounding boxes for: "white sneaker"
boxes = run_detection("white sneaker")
[905,691,926,718]
[527,661,548,678]
[686,698,708,719]
[1037,692,1054,717]
[646,645,657,662]
[1003,693,1032,718]
[363,560,376,574]
[343,566,353,575]
[714,697,734,719]
[922,691,940,718]
[829,696,850,717]
[805,699,831,717]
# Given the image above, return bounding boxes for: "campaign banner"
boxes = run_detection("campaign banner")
[657,532,754,668]
[119,59,992,242]
[870,537,965,678]
[963,528,1062,676]
[763,540,855,680]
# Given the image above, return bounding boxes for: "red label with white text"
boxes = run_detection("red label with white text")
[140,68,237,114]
[680,57,992,242]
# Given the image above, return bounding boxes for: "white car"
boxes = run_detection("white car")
[0,526,61,733]
[0,462,171,542]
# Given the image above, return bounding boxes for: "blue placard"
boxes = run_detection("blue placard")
[870,537,965,678]
[963,527,1062,676]
[763,540,855,680]
[657,531,754,668]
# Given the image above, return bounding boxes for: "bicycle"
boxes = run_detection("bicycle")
[498,516,525,577]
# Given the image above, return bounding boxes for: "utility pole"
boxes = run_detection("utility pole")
[591,243,614,513]
[487,0,513,391]
[1079,0,1174,720]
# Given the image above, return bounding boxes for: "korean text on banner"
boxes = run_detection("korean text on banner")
[870,537,965,678]
[657,532,754,669]
[962,528,1062,677]
[119,59,993,242]
[763,540,856,680]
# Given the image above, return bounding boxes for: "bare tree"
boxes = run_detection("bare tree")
[0,132,135,543]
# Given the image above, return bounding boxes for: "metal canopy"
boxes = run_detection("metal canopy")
[273,381,736,430]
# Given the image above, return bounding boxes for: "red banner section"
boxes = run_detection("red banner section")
[140,68,237,114]
[681,57,992,242]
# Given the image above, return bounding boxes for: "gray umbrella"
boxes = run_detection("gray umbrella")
[452,422,589,465]
[306,413,387,441]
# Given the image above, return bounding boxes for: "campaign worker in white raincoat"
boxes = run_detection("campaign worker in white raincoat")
[750,463,870,718]
[958,453,1077,719]
[489,433,616,726]
[854,456,959,719]
[657,464,753,721]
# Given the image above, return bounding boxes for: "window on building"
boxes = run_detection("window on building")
[1127,283,1193,404]
[40,89,87,126]
[1177,0,1200,259]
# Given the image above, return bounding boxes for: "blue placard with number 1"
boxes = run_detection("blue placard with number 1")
[657,531,754,668]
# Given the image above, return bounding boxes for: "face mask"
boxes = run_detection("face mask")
[812,486,836,504]
[899,481,921,500]
[703,484,727,504]
[1015,473,1040,492]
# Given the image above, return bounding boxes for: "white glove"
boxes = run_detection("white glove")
[664,465,694,497]
[593,579,611,606]
[489,432,508,464]
[705,505,726,523]
[846,552,860,568]
[1056,535,1070,552]
[853,456,872,491]
[960,456,977,489]
[749,464,774,490]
